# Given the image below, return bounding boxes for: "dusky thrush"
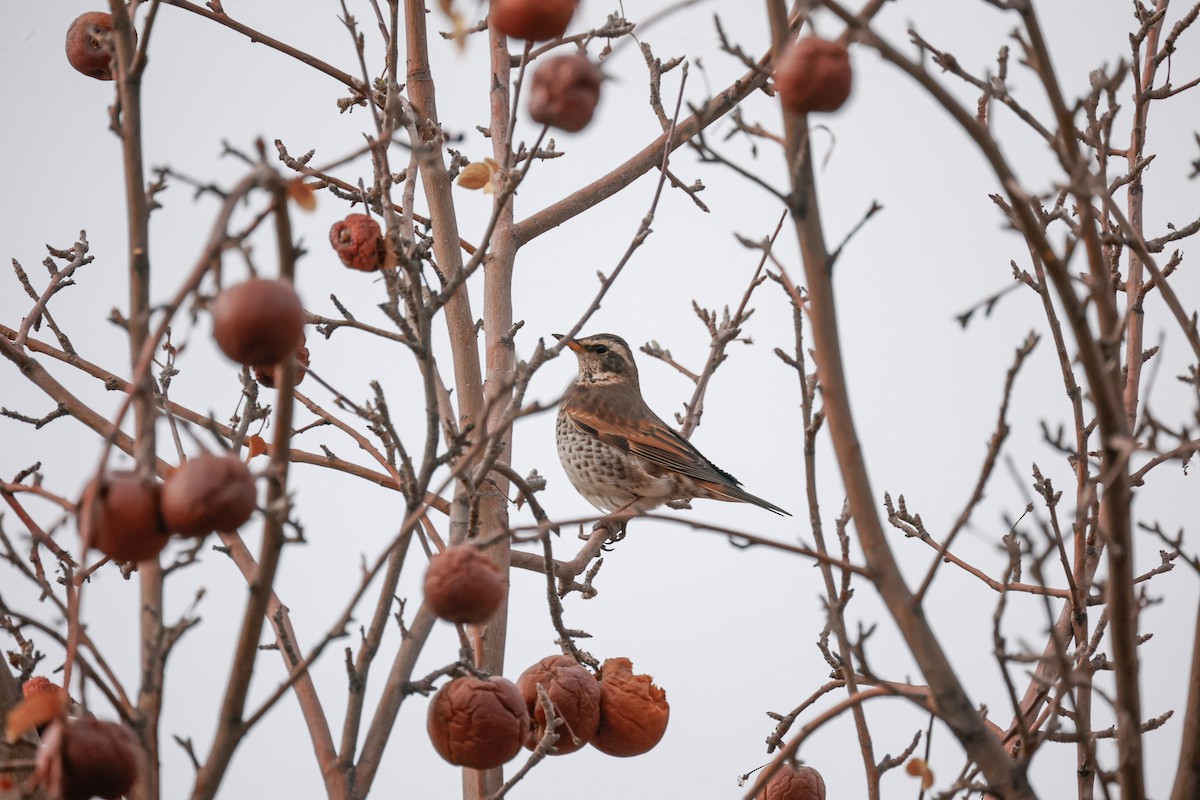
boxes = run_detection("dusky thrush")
[555,333,789,516]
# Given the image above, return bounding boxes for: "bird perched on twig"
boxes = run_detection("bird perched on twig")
[555,333,789,516]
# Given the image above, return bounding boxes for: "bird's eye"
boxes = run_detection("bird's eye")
[592,345,609,354]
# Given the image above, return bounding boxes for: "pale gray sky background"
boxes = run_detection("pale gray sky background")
[1,1,1197,798]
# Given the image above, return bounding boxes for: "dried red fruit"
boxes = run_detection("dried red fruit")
[255,336,310,388]
[79,471,168,563]
[758,764,826,800]
[329,214,385,272]
[774,37,852,114]
[528,54,603,133]
[423,545,506,624]
[60,718,139,800]
[427,676,529,769]
[65,12,116,81]
[516,655,600,754]
[591,657,668,757]
[210,278,305,367]
[490,0,577,41]
[160,454,257,537]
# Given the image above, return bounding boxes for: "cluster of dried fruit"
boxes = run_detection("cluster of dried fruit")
[76,274,310,562]
[425,656,669,768]
[484,0,604,133]
[79,453,258,563]
[422,547,669,767]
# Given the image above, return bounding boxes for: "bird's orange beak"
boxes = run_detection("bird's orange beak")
[554,333,585,353]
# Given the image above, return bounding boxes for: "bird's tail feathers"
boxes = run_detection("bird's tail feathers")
[705,482,791,516]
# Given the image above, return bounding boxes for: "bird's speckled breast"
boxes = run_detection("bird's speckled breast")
[555,406,682,512]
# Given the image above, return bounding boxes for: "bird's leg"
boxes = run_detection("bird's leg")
[600,498,640,543]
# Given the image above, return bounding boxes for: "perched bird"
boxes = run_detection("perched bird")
[555,333,789,516]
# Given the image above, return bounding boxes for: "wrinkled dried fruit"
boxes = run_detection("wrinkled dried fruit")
[516,655,601,755]
[528,54,603,133]
[210,278,305,367]
[65,12,116,80]
[591,657,668,757]
[60,718,139,800]
[427,676,529,769]
[330,213,385,272]
[160,454,257,537]
[759,764,826,800]
[774,37,852,114]
[490,0,577,41]
[79,471,167,563]
[255,336,310,388]
[423,545,506,624]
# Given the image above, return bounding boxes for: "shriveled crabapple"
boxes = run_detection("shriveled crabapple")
[65,12,117,80]
[160,454,257,537]
[774,37,852,114]
[528,54,604,133]
[758,764,827,800]
[426,676,529,769]
[423,545,506,623]
[210,278,305,367]
[516,655,601,755]
[590,657,669,757]
[329,213,386,272]
[489,0,578,41]
[78,470,168,563]
[55,718,139,800]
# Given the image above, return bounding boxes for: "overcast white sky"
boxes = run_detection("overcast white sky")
[2,1,1198,798]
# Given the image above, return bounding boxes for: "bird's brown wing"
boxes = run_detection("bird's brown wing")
[562,403,744,488]
[562,400,790,516]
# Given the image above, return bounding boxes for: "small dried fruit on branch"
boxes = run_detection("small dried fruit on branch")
[591,657,669,757]
[329,213,385,272]
[255,335,310,388]
[210,278,306,367]
[423,545,506,623]
[56,718,139,800]
[516,655,601,754]
[774,37,852,114]
[79,471,168,563]
[161,454,257,536]
[427,676,529,769]
[65,12,117,80]
[528,54,604,133]
[489,0,577,41]
[758,764,826,800]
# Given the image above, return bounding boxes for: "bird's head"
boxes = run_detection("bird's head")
[554,333,640,386]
